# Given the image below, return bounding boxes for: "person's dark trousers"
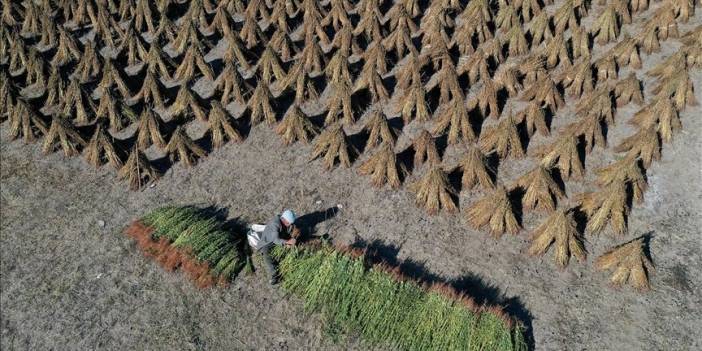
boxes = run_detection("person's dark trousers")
[259,244,278,284]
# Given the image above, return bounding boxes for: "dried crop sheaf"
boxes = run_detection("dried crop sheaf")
[535,134,585,180]
[479,114,524,159]
[119,147,160,190]
[131,70,166,108]
[614,126,661,169]
[174,44,214,82]
[516,102,549,137]
[596,237,654,290]
[9,100,48,143]
[466,185,521,237]
[166,126,207,167]
[248,82,277,125]
[324,81,355,126]
[171,84,208,122]
[84,122,123,169]
[615,73,644,106]
[595,155,647,205]
[61,78,96,125]
[357,142,403,189]
[630,97,681,143]
[460,146,495,191]
[42,115,87,157]
[529,209,586,268]
[410,130,441,169]
[214,59,249,106]
[276,104,318,145]
[310,123,353,170]
[432,98,476,145]
[409,165,458,215]
[578,182,629,236]
[515,166,565,212]
[207,101,242,148]
[363,108,398,149]
[136,108,166,150]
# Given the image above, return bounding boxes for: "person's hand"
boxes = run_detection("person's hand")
[285,238,297,246]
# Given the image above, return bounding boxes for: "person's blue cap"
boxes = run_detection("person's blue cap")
[281,209,296,224]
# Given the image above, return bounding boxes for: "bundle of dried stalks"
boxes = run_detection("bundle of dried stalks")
[595,54,618,82]
[61,78,95,125]
[477,78,501,119]
[542,34,571,69]
[222,32,251,71]
[332,24,361,57]
[363,108,398,149]
[578,182,629,235]
[411,130,441,168]
[432,98,475,144]
[630,97,680,143]
[38,13,57,47]
[614,126,660,168]
[454,0,493,50]
[495,2,519,32]
[256,46,287,85]
[84,122,123,169]
[276,104,318,145]
[286,69,319,103]
[466,185,521,237]
[595,155,647,204]
[566,112,607,154]
[73,42,101,83]
[640,21,661,54]
[131,70,165,108]
[50,27,81,66]
[505,26,529,57]
[596,237,654,290]
[323,0,353,31]
[554,0,584,33]
[357,142,403,189]
[382,7,417,58]
[136,108,166,150]
[214,59,248,105]
[429,59,463,104]
[174,44,214,82]
[298,37,327,75]
[119,26,148,68]
[536,134,584,180]
[479,114,524,159]
[248,82,276,125]
[521,75,564,111]
[310,122,352,169]
[611,36,642,69]
[171,84,208,122]
[166,126,207,167]
[615,73,644,106]
[652,69,697,110]
[528,11,552,46]
[516,102,549,137]
[119,147,160,190]
[515,166,565,212]
[353,61,389,102]
[399,78,431,124]
[592,5,620,44]
[575,86,614,124]
[171,20,201,56]
[207,100,242,148]
[42,115,87,156]
[324,81,354,126]
[95,90,129,132]
[651,5,679,40]
[98,61,132,101]
[9,100,48,143]
[529,208,586,268]
[325,50,353,87]
[571,24,591,59]
[269,29,297,62]
[409,165,457,215]
[44,67,64,109]
[459,145,494,190]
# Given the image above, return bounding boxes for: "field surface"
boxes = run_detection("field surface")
[2,0,702,350]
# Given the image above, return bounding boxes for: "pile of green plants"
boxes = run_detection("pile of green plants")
[140,206,246,281]
[272,246,527,351]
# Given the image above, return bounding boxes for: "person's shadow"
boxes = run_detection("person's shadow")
[294,207,340,242]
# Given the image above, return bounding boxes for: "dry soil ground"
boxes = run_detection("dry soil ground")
[2,95,701,350]
[3,10,702,351]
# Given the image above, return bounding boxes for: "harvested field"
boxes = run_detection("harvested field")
[2,0,702,350]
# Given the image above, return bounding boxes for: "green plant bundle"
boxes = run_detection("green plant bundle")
[272,246,527,351]
[141,206,244,281]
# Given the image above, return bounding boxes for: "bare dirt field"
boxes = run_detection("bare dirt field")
[3,0,702,350]
[2,92,701,351]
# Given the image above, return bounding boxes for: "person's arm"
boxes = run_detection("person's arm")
[263,218,286,246]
